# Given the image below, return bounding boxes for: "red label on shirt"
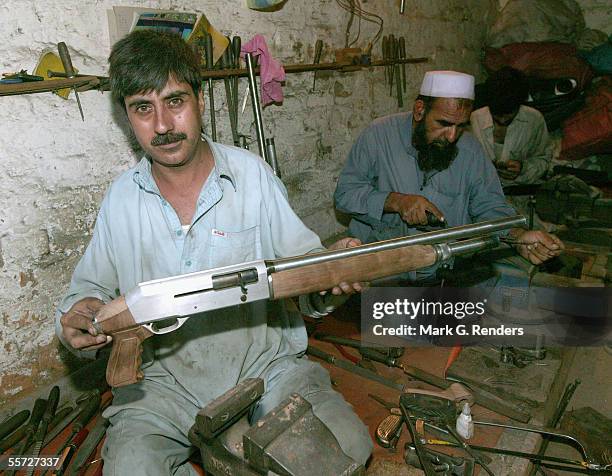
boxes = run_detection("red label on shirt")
[212,229,226,237]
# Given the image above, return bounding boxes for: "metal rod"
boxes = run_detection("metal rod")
[445,236,499,255]
[265,138,280,178]
[268,215,526,273]
[528,379,581,476]
[245,53,267,162]
[400,0,406,14]
[473,420,592,462]
[204,34,217,141]
[306,346,404,391]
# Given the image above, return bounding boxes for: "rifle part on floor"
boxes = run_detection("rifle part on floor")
[307,345,405,391]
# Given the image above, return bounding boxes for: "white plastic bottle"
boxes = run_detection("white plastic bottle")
[456,402,474,440]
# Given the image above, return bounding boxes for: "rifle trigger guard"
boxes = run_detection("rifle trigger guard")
[144,317,189,335]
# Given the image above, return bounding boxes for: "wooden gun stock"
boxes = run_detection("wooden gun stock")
[271,244,437,298]
[94,296,152,387]
[94,244,438,388]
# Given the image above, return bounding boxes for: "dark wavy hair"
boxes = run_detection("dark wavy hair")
[108,30,201,108]
[486,67,529,116]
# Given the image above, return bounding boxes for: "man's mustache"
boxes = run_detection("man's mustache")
[151,132,187,146]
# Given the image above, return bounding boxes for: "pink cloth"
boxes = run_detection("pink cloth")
[241,34,285,106]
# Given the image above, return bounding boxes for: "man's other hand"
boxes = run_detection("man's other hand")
[513,230,564,265]
[60,297,112,351]
[497,159,522,180]
[326,237,365,295]
[385,192,444,226]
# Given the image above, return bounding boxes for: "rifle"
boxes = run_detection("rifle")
[91,215,526,388]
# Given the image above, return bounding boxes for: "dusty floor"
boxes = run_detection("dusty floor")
[307,300,611,476]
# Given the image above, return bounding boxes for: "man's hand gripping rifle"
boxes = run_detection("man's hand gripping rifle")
[90,215,526,387]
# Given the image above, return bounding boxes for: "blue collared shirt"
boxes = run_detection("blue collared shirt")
[334,112,516,279]
[57,137,323,417]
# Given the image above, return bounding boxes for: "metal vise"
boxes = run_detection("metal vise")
[188,378,364,476]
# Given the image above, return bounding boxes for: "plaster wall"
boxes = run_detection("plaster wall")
[0,0,496,405]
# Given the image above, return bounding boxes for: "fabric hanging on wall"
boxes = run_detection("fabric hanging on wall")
[241,34,286,106]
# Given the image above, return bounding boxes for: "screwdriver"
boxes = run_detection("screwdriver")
[58,42,85,121]
[311,39,323,92]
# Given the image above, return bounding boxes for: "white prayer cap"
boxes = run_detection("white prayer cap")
[419,71,475,100]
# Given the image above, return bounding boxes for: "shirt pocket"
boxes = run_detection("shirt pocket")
[208,225,262,268]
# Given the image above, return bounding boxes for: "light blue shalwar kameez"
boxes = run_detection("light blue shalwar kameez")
[57,138,372,475]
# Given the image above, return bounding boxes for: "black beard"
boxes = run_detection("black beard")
[412,120,458,172]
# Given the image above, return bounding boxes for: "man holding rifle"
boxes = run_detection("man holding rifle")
[334,70,563,282]
[56,31,372,475]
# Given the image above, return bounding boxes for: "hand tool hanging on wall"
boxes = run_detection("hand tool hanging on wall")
[311,39,324,92]
[399,37,407,92]
[245,52,268,164]
[393,36,403,108]
[57,42,85,121]
[220,42,240,146]
[232,36,242,142]
[388,34,395,94]
[400,0,406,14]
[381,36,389,84]
[204,33,217,141]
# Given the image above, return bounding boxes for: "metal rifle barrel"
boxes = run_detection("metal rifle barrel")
[245,52,268,163]
[267,215,526,273]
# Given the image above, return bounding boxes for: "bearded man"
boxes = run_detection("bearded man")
[334,70,563,282]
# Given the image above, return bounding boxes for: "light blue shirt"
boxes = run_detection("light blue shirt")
[334,112,516,279]
[470,105,552,186]
[56,137,323,419]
